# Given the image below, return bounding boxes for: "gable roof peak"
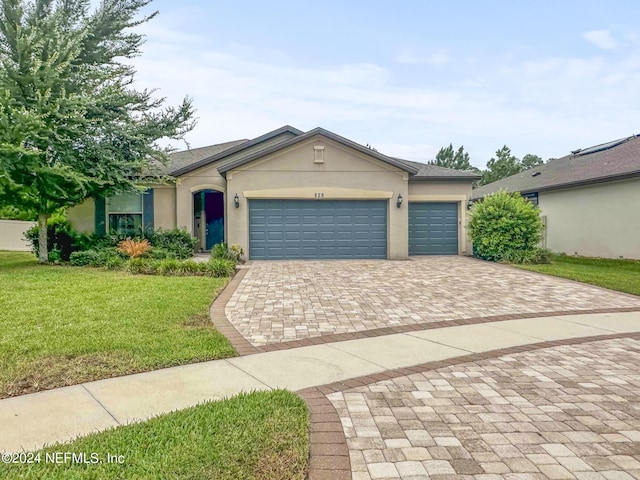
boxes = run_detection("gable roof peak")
[217,126,419,175]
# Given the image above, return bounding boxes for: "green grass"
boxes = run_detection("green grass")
[0,390,309,480]
[516,254,640,296]
[0,252,236,398]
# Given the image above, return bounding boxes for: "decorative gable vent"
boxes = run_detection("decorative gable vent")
[314,146,325,164]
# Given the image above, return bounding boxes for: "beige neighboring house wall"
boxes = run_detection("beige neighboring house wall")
[67,199,95,233]
[225,134,410,259]
[0,220,36,251]
[408,181,473,255]
[538,177,640,259]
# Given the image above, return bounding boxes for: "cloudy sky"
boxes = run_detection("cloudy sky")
[128,0,640,169]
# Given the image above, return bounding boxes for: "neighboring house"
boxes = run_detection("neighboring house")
[68,126,479,260]
[472,135,640,259]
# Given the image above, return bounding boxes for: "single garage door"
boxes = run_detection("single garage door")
[249,199,387,260]
[409,202,459,255]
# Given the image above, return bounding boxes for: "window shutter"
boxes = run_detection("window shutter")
[143,188,154,230]
[95,197,106,236]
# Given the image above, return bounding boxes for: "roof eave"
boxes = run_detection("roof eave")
[472,170,640,199]
[409,174,481,181]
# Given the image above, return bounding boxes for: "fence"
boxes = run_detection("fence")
[0,220,35,251]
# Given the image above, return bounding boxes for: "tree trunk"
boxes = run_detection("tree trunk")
[38,212,49,264]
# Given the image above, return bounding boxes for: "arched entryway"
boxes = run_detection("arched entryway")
[193,190,224,252]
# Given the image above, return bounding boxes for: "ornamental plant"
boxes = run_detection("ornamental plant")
[468,190,543,262]
[117,239,152,258]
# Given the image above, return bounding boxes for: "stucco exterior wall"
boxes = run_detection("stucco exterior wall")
[226,135,409,259]
[174,132,298,234]
[408,181,473,255]
[153,186,177,230]
[538,178,640,259]
[0,220,36,251]
[67,199,96,234]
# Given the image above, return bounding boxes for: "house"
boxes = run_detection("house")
[67,126,479,260]
[472,135,640,259]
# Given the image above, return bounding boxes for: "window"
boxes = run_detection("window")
[108,193,143,235]
[522,192,539,206]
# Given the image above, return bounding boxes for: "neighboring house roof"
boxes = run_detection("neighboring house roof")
[472,134,640,200]
[396,158,482,181]
[216,127,420,175]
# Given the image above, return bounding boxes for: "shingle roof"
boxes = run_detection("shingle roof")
[472,134,640,199]
[157,126,479,182]
[163,139,249,175]
[395,158,481,180]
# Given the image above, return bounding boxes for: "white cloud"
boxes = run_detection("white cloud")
[582,29,617,49]
[126,21,640,168]
[395,51,450,66]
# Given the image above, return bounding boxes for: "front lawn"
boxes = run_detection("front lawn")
[0,390,309,480]
[515,254,640,296]
[0,252,236,398]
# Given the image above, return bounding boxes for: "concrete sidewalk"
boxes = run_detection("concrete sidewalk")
[1,311,639,453]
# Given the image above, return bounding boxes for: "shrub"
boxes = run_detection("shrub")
[211,242,228,259]
[228,244,244,262]
[125,257,153,275]
[177,260,204,275]
[104,255,125,270]
[146,228,197,259]
[468,190,543,262]
[70,250,101,266]
[47,247,62,263]
[117,238,152,258]
[207,258,236,277]
[121,257,235,277]
[70,248,124,267]
[25,216,84,261]
[211,242,245,263]
[155,258,182,276]
[501,247,552,265]
[80,227,197,260]
[149,247,176,260]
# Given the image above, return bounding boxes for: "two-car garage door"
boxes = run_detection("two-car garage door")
[249,199,387,260]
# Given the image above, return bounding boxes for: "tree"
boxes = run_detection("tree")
[521,153,544,170]
[480,146,520,185]
[0,0,195,263]
[478,148,545,186]
[428,144,480,173]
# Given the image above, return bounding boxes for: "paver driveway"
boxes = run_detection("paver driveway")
[225,257,640,346]
[328,337,640,479]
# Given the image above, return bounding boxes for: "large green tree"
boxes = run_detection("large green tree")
[428,143,480,173]
[521,153,544,170]
[0,0,194,262]
[479,147,544,186]
[481,146,521,185]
